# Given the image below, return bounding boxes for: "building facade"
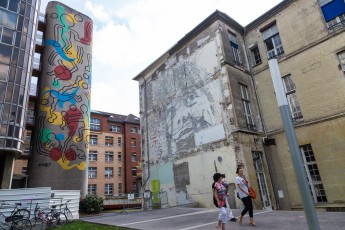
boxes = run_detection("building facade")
[88,111,141,197]
[0,0,40,189]
[134,0,345,211]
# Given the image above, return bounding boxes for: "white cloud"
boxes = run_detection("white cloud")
[39,0,283,116]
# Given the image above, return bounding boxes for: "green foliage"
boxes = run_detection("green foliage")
[81,194,104,214]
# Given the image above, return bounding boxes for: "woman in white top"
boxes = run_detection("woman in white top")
[235,167,256,226]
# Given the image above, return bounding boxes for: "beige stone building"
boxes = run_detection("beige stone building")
[134,0,345,211]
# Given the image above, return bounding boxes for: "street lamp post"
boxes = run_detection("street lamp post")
[268,58,320,230]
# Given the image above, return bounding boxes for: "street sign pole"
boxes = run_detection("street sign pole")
[268,58,320,230]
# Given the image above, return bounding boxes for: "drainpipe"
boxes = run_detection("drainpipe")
[142,79,150,189]
[243,37,280,210]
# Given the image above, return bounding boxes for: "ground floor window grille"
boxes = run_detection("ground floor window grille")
[300,144,327,203]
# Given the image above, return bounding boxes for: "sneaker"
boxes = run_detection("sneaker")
[230,218,237,222]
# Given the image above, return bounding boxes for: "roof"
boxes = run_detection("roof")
[91,110,140,124]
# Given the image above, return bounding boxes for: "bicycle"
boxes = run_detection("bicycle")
[35,204,67,228]
[57,200,73,223]
[0,202,31,230]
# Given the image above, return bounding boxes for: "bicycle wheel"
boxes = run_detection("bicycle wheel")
[12,209,30,221]
[12,218,31,230]
[47,212,67,228]
[63,208,73,223]
[30,217,43,230]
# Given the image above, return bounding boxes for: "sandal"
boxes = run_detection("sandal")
[249,222,257,226]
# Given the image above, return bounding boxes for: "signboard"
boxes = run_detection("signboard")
[128,193,134,200]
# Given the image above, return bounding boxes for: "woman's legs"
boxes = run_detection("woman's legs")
[239,196,251,225]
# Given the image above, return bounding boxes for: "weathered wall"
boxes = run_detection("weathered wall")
[139,22,240,206]
[29,2,92,197]
[244,0,345,209]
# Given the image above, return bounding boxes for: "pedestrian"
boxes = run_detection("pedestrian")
[213,172,228,230]
[220,174,237,222]
[235,167,256,226]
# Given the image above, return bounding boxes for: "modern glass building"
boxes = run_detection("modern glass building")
[0,0,40,188]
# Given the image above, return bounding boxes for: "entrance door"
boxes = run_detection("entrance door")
[252,151,271,210]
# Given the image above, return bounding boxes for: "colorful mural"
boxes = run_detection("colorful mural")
[29,2,92,195]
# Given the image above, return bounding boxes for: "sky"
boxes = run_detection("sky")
[39,0,283,117]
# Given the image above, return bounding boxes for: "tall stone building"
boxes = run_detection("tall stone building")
[88,111,141,196]
[134,0,345,211]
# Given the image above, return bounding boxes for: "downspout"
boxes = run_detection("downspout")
[243,36,280,210]
[142,79,150,189]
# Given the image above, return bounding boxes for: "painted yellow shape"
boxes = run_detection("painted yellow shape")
[66,13,78,23]
[40,87,64,125]
[58,156,86,171]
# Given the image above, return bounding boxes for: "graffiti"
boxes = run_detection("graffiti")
[34,3,92,171]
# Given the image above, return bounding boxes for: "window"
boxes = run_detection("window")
[131,153,137,162]
[118,152,122,161]
[117,137,121,147]
[319,0,345,32]
[131,138,136,147]
[300,144,327,203]
[25,130,32,142]
[326,13,345,32]
[338,50,345,73]
[105,136,113,146]
[251,46,262,65]
[89,151,97,161]
[132,167,137,176]
[88,167,97,178]
[1,27,14,45]
[132,182,137,193]
[131,127,136,133]
[282,75,303,121]
[90,118,101,130]
[110,125,121,132]
[252,152,271,208]
[105,167,113,178]
[90,135,98,145]
[138,128,141,134]
[118,183,122,194]
[88,184,97,194]
[262,24,284,59]
[105,151,113,162]
[105,184,113,196]
[21,167,27,175]
[229,31,241,66]
[0,9,17,30]
[118,167,122,176]
[239,84,255,130]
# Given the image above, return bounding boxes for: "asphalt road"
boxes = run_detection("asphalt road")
[81,207,345,230]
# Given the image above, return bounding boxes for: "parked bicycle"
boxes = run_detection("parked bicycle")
[32,203,66,229]
[56,200,73,223]
[0,201,31,230]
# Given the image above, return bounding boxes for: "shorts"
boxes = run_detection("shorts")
[218,207,228,224]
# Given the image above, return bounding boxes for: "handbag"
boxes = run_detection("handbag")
[249,187,256,199]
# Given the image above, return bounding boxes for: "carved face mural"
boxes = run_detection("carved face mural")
[149,60,223,161]
[34,2,92,171]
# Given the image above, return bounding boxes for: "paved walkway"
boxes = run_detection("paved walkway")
[81,207,345,230]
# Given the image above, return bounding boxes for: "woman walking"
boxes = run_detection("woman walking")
[213,172,228,230]
[235,167,256,226]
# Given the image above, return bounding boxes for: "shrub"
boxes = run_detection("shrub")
[81,194,104,214]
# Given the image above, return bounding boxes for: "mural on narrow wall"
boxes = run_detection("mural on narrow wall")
[29,2,92,194]
[147,42,225,163]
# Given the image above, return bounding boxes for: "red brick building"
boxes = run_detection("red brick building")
[88,111,141,196]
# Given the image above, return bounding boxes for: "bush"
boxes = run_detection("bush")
[81,194,104,214]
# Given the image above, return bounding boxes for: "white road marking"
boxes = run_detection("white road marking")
[179,210,274,230]
[117,209,218,226]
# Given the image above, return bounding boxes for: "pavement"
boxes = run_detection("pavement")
[80,207,345,230]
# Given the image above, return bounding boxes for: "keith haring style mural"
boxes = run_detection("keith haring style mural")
[29,2,92,193]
